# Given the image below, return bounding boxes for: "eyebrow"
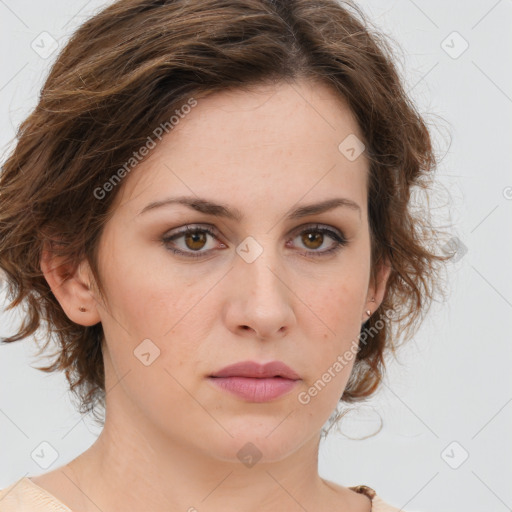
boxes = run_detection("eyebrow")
[137,195,361,221]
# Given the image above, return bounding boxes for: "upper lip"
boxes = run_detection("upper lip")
[209,360,301,380]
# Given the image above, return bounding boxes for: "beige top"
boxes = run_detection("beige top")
[0,477,408,511]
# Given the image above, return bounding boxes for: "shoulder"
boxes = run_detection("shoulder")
[0,477,71,512]
[349,485,424,512]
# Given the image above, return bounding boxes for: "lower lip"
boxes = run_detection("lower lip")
[208,376,299,402]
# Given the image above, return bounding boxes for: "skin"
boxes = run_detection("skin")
[38,78,391,512]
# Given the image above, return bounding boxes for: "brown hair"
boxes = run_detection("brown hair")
[0,0,454,426]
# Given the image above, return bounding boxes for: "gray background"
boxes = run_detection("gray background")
[1,1,511,511]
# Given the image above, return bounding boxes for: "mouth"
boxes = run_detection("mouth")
[207,375,299,402]
[208,360,301,402]
[209,360,301,380]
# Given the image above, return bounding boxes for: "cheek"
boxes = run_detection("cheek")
[301,277,363,340]
[296,278,365,389]
[96,231,191,336]
[99,271,213,388]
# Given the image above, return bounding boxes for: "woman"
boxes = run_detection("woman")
[0,0,452,510]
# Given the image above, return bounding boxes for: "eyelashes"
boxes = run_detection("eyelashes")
[161,223,348,260]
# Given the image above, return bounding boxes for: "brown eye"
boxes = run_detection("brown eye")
[162,225,222,259]
[183,231,208,251]
[301,231,324,250]
[290,224,348,258]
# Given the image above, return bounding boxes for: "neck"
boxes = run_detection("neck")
[70,417,333,512]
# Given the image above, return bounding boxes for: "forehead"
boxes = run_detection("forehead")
[172,79,363,147]
[113,79,368,217]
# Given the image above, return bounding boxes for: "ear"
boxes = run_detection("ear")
[362,256,392,323]
[40,243,101,327]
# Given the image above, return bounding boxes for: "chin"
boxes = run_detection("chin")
[201,421,315,465]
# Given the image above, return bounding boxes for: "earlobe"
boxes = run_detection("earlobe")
[40,245,101,327]
[363,258,392,322]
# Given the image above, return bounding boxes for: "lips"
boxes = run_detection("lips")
[208,361,301,402]
[209,360,300,380]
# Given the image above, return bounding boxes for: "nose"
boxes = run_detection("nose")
[222,243,296,340]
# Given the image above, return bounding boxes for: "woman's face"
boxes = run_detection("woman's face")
[80,79,390,462]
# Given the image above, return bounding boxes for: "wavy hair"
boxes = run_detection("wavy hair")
[0,0,454,426]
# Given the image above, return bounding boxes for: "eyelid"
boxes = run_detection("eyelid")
[289,222,344,238]
[163,222,344,240]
